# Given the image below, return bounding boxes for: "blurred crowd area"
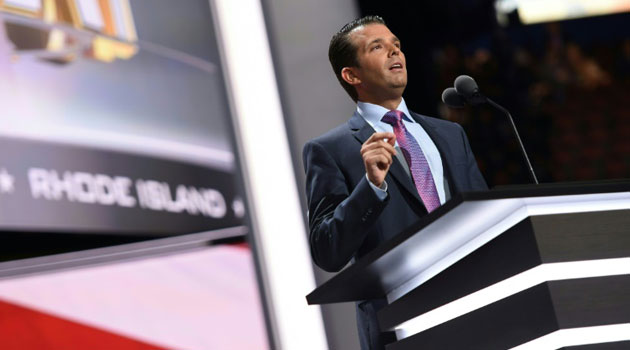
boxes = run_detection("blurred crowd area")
[435,23,630,187]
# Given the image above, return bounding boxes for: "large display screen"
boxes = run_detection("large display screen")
[0,0,244,236]
[0,1,268,348]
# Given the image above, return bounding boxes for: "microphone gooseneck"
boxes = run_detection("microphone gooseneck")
[485,98,539,185]
[443,75,539,185]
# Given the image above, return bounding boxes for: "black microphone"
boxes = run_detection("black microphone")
[454,75,487,106]
[442,75,539,185]
[441,87,466,108]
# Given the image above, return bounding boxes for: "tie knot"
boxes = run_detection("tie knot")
[381,110,405,125]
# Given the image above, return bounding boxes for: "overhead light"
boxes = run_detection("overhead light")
[495,0,630,25]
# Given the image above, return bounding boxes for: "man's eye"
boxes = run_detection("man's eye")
[371,45,381,51]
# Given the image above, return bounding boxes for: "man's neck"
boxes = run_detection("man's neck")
[357,95,403,111]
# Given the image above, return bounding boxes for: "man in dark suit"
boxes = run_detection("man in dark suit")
[302,16,488,349]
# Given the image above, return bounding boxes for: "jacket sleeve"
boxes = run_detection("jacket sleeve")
[302,140,389,272]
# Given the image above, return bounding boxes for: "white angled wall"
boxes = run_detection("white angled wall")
[210,0,329,349]
[260,0,362,348]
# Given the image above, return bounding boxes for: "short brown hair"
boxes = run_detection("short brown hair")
[328,16,386,102]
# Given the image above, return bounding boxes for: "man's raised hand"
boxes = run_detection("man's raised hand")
[361,132,397,188]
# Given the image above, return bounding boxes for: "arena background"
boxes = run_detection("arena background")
[0,0,628,348]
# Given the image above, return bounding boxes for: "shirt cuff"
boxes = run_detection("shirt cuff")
[366,174,388,201]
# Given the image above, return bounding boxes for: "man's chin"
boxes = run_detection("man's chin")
[388,76,407,88]
[389,82,407,91]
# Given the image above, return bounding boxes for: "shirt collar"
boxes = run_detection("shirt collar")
[356,98,413,127]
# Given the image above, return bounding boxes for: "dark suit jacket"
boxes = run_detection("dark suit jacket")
[302,110,488,349]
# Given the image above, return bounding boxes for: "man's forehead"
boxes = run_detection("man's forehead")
[349,24,398,44]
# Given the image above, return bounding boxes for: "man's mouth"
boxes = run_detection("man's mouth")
[389,63,403,70]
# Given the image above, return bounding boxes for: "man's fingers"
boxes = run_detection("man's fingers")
[366,132,396,144]
[366,155,392,170]
[380,140,397,155]
[363,149,393,165]
[386,134,396,146]
[361,139,397,155]
[362,133,397,179]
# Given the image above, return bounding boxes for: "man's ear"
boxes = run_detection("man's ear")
[341,67,361,86]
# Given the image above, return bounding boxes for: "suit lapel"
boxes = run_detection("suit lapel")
[348,112,425,206]
[349,112,374,144]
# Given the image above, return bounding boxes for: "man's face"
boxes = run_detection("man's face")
[348,23,407,101]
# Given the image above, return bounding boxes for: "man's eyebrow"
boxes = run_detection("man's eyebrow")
[366,38,384,47]
[366,36,401,48]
